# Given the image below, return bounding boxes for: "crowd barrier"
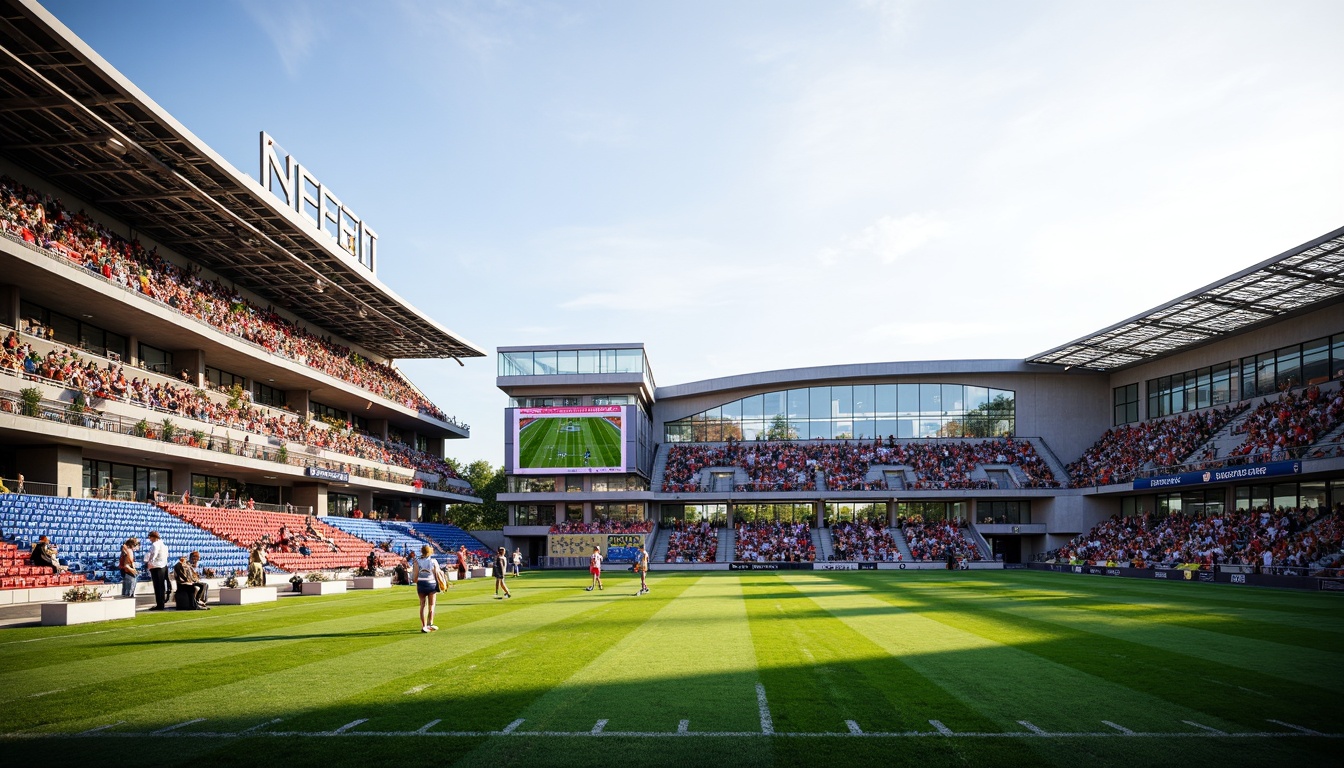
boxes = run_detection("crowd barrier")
[1028,562,1344,592]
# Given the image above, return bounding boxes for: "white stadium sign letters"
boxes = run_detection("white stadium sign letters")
[259,131,377,271]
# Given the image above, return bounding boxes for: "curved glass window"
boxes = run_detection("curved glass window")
[664,384,1014,442]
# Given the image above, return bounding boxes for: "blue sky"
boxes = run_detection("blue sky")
[42,0,1344,465]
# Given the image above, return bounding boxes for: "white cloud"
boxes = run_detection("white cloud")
[241,0,326,78]
[820,211,951,266]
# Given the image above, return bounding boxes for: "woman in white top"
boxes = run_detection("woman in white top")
[414,545,445,633]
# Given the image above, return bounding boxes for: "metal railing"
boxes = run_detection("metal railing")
[0,476,59,496]
[0,388,469,494]
[0,225,469,430]
[1130,440,1344,482]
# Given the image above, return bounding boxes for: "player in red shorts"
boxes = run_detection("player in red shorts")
[584,545,604,591]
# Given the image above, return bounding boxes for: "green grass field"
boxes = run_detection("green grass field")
[1,570,1340,767]
[517,416,622,470]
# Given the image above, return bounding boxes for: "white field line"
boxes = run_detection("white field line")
[27,689,65,698]
[755,683,774,735]
[1102,721,1134,735]
[1183,720,1227,735]
[12,725,1339,740]
[76,722,123,736]
[501,719,524,734]
[1018,721,1047,736]
[152,719,205,734]
[929,720,953,736]
[1268,720,1322,735]
[240,718,283,734]
[846,720,862,735]
[403,684,433,695]
[591,719,608,735]
[331,719,367,735]
[414,720,441,734]
[678,720,689,734]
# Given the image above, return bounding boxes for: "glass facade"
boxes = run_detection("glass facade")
[1113,383,1139,425]
[733,503,815,525]
[84,460,170,501]
[513,504,557,526]
[824,501,886,524]
[1239,334,1344,399]
[499,348,646,377]
[977,500,1031,525]
[665,383,1015,442]
[1147,362,1235,418]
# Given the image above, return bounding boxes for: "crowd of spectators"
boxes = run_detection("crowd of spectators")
[664,520,718,563]
[901,517,982,563]
[733,522,815,562]
[548,519,653,534]
[662,438,1057,492]
[830,519,901,561]
[1067,404,1244,487]
[663,442,817,492]
[0,175,458,424]
[1231,385,1344,461]
[0,333,461,482]
[1051,505,1344,570]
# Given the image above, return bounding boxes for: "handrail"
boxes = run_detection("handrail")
[0,368,470,489]
[0,225,469,430]
[0,388,470,494]
[1130,440,1344,480]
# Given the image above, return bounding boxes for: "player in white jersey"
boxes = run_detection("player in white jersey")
[584,546,604,591]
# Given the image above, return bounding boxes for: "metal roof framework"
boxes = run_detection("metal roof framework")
[0,0,484,361]
[1028,226,1344,371]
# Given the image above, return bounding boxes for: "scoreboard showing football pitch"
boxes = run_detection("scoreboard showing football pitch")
[513,406,626,474]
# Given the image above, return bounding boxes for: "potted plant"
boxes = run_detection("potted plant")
[67,391,86,425]
[300,570,346,596]
[275,445,288,464]
[218,569,277,605]
[161,418,176,443]
[191,429,205,448]
[19,386,42,417]
[41,584,133,626]
[134,418,150,438]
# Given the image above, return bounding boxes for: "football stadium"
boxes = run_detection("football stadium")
[0,1,1342,766]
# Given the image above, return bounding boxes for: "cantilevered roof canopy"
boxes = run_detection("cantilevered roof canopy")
[1028,225,1344,371]
[0,0,484,361]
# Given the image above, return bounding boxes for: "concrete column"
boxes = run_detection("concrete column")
[968,498,979,525]
[17,444,83,497]
[356,489,374,516]
[368,419,389,442]
[290,482,327,517]
[888,499,897,528]
[173,349,205,386]
[0,283,17,327]
[815,500,824,528]
[287,389,311,417]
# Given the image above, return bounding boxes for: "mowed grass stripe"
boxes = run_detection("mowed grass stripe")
[3,580,580,734]
[0,580,533,700]
[938,571,1344,646]
[1005,570,1344,625]
[221,575,685,734]
[839,572,1342,733]
[486,574,762,734]
[740,572,1000,758]
[781,572,1243,735]
[903,584,1344,690]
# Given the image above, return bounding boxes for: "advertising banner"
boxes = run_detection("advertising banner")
[547,534,606,559]
[1134,460,1301,490]
[728,562,816,571]
[606,534,644,563]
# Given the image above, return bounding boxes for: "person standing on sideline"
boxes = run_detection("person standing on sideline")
[493,546,512,599]
[585,545,604,591]
[510,548,523,577]
[633,542,650,595]
[413,545,444,633]
[119,538,139,598]
[455,545,468,583]
[144,531,168,610]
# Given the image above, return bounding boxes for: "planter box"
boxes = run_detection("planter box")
[351,576,392,590]
[300,581,347,596]
[217,586,278,605]
[470,567,489,579]
[41,597,137,626]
